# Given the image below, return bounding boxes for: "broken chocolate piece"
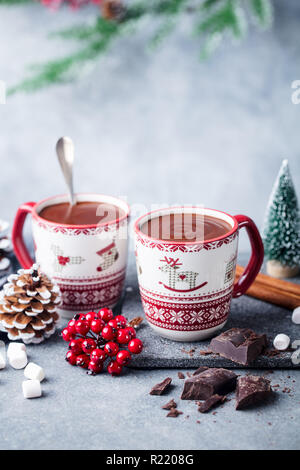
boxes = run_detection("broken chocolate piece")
[150,377,172,395]
[181,368,237,400]
[210,328,267,365]
[162,399,177,410]
[198,394,226,413]
[178,372,185,379]
[166,408,183,418]
[192,366,209,376]
[236,375,272,410]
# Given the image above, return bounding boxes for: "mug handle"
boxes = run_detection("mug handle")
[12,202,36,269]
[232,214,264,298]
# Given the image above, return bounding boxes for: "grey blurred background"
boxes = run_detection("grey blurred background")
[0,0,299,252]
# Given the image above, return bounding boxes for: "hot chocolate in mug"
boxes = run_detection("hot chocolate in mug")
[12,194,130,318]
[134,206,264,341]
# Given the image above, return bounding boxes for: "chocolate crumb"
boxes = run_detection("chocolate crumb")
[162,399,177,410]
[181,348,196,357]
[199,350,213,356]
[166,408,183,418]
[178,372,185,380]
[150,377,172,395]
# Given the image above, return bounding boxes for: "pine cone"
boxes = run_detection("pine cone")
[0,264,61,344]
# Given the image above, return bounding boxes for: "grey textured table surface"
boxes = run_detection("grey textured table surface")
[1,0,300,450]
[1,254,300,450]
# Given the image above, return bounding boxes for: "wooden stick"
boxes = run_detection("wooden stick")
[235,265,300,297]
[235,265,300,310]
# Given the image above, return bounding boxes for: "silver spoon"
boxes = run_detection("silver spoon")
[56,136,76,207]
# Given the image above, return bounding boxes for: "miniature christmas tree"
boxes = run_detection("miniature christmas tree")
[262,160,300,278]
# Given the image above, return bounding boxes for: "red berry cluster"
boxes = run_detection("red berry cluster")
[62,308,143,376]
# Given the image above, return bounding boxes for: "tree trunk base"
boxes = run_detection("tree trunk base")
[266,260,299,279]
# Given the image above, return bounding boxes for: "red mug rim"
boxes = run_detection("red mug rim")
[134,206,238,245]
[31,193,130,229]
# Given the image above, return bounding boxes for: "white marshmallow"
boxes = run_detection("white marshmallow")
[9,349,28,369]
[22,379,42,399]
[24,362,45,382]
[0,340,6,369]
[7,342,26,360]
[292,306,300,325]
[273,333,290,351]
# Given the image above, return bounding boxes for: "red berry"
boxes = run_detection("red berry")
[85,311,95,323]
[115,315,127,328]
[76,314,86,321]
[67,319,77,335]
[65,350,77,365]
[62,328,74,342]
[90,318,105,334]
[90,348,107,362]
[107,319,118,330]
[104,341,119,357]
[69,338,83,355]
[76,354,89,368]
[88,359,103,374]
[101,325,115,341]
[128,338,143,354]
[107,360,123,376]
[117,329,131,345]
[125,326,136,339]
[82,338,96,354]
[75,320,90,336]
[116,350,131,366]
[98,308,114,323]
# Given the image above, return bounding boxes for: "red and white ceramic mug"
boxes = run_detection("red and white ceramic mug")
[12,194,130,318]
[134,206,264,341]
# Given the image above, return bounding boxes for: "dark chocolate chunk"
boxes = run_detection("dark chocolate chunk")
[150,377,172,395]
[198,394,226,413]
[162,399,177,410]
[166,408,183,418]
[236,375,272,410]
[210,328,267,365]
[181,368,237,400]
[178,372,185,379]
[192,366,209,376]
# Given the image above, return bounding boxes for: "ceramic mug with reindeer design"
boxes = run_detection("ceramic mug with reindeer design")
[12,194,130,318]
[134,206,264,341]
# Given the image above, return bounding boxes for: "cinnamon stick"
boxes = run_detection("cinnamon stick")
[235,265,300,310]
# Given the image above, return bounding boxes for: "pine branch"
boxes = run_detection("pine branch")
[249,0,273,28]
[8,20,120,94]
[6,0,274,94]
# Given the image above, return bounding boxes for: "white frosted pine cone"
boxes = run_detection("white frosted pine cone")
[0,264,61,344]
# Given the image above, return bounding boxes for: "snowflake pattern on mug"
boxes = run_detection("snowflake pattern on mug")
[141,290,232,331]
[59,275,125,311]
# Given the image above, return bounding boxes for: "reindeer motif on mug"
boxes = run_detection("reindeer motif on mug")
[159,256,199,290]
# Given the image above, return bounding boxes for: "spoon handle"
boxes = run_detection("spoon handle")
[56,137,76,206]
